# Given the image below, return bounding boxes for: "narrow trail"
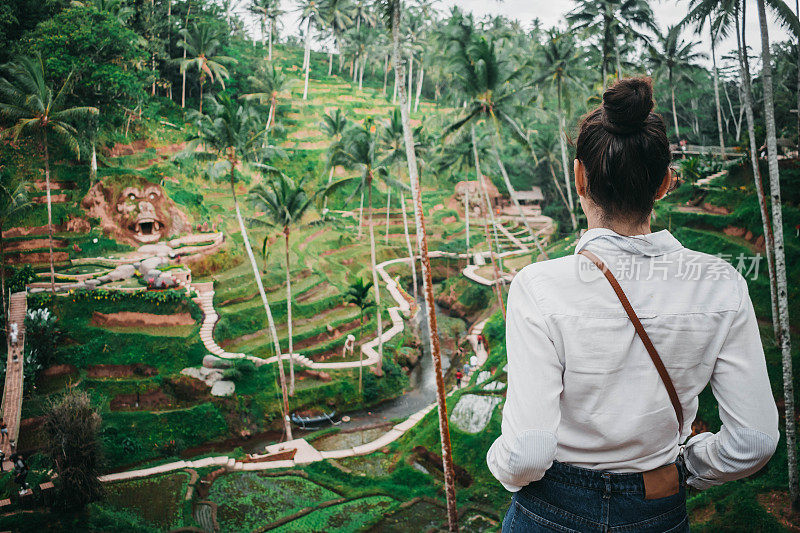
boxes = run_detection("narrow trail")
[2,292,27,457]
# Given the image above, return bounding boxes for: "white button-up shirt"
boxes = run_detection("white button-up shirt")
[487,228,779,492]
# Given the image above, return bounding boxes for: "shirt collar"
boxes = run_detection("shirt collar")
[574,228,683,257]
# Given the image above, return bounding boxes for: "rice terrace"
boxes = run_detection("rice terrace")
[1,0,800,531]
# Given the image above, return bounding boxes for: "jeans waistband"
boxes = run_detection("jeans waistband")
[533,458,686,497]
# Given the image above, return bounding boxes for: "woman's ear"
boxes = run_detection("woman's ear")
[655,168,675,200]
[574,159,587,197]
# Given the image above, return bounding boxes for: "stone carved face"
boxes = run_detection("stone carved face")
[82,177,191,245]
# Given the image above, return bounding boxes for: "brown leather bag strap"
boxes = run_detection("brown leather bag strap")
[578,249,684,431]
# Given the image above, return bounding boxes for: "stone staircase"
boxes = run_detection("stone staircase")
[2,292,27,455]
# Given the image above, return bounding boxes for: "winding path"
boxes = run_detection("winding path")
[2,292,27,456]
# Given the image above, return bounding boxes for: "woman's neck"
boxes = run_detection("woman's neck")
[586,212,651,237]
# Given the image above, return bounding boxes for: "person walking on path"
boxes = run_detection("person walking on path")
[455,370,463,388]
[489,77,778,532]
[0,419,8,443]
[11,453,30,494]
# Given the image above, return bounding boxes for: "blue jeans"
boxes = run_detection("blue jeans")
[502,460,689,532]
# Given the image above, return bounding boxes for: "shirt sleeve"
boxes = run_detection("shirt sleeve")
[683,276,779,490]
[486,272,563,492]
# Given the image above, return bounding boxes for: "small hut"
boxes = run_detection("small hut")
[454,179,501,214]
[512,187,544,208]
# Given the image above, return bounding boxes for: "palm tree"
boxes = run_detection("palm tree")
[756,0,797,506]
[347,1,375,85]
[378,0,458,529]
[345,277,374,394]
[646,25,706,140]
[321,108,349,214]
[536,29,583,231]
[0,54,98,293]
[321,0,354,76]
[328,119,404,374]
[179,0,194,109]
[250,173,314,396]
[379,108,418,298]
[680,2,735,158]
[184,95,292,440]
[352,0,375,30]
[298,0,323,100]
[177,23,236,113]
[445,33,549,258]
[241,61,290,140]
[248,0,283,60]
[348,24,373,91]
[0,172,30,331]
[566,0,657,89]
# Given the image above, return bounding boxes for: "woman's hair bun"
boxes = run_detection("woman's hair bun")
[601,77,654,135]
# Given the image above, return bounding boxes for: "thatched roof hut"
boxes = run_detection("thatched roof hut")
[454,179,501,202]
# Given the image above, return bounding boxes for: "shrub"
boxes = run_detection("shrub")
[42,390,104,511]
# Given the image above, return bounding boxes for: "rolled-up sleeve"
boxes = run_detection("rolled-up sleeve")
[684,276,779,489]
[486,273,563,492]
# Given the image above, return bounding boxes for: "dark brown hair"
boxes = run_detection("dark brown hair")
[575,77,671,223]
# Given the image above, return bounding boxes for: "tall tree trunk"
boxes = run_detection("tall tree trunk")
[357,189,364,239]
[358,55,365,91]
[268,18,273,61]
[740,0,780,352]
[391,4,457,530]
[757,0,797,507]
[464,179,470,257]
[414,62,424,113]
[322,165,335,213]
[358,311,363,393]
[383,54,389,95]
[796,0,800,155]
[262,15,267,49]
[472,125,505,275]
[366,177,384,374]
[90,143,97,186]
[384,187,391,245]
[691,98,700,136]
[473,127,506,318]
[671,80,680,140]
[199,77,204,113]
[43,131,55,293]
[399,190,418,300]
[230,172,292,440]
[722,80,742,141]
[558,82,577,230]
[711,30,727,158]
[407,53,413,113]
[284,228,295,396]
[328,51,333,76]
[491,133,549,259]
[181,3,190,108]
[392,70,398,103]
[303,17,312,100]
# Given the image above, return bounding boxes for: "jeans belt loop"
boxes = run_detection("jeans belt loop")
[602,472,612,500]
